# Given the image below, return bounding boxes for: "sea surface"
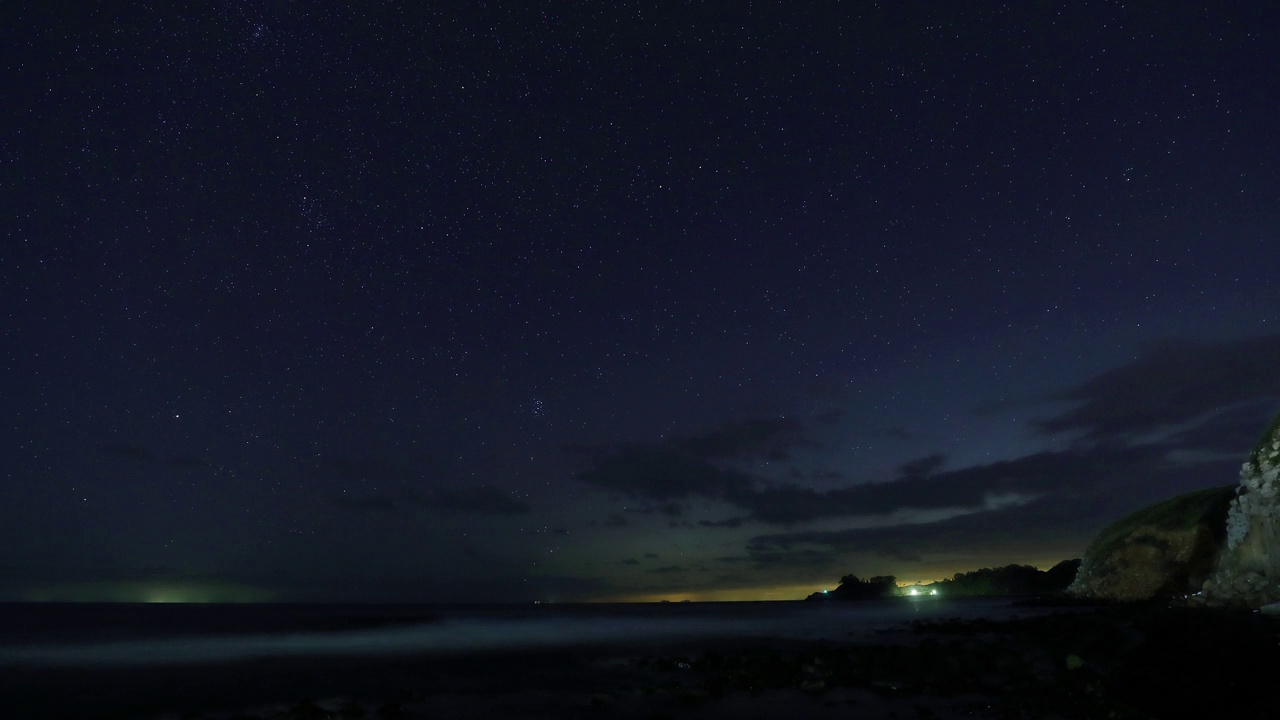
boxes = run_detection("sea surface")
[0,597,1042,668]
[0,598,1071,719]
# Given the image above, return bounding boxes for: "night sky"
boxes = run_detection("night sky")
[4,2,1279,603]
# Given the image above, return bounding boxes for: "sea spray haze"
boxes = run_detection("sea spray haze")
[0,598,1050,667]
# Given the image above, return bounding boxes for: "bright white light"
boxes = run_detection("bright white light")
[930,588,938,596]
[909,588,918,596]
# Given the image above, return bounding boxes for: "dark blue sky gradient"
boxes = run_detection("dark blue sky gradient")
[3,2,1279,602]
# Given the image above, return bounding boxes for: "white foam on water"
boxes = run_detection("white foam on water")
[0,615,756,666]
[0,598,1028,667]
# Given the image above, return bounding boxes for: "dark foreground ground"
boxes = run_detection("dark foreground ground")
[4,601,1278,720]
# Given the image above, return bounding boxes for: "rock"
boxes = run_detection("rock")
[1069,485,1235,601]
[1204,413,1280,607]
[1076,410,1280,609]
[1042,558,1084,590]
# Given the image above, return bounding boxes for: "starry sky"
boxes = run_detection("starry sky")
[3,2,1280,603]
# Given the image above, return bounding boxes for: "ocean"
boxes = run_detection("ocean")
[0,597,1037,667]
[0,598,1051,719]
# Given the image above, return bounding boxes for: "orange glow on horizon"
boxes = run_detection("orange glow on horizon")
[582,558,1078,603]
[585,582,835,603]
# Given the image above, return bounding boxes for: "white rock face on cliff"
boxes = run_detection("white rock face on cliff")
[1203,418,1280,606]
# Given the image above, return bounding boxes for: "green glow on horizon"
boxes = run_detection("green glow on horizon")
[15,581,277,604]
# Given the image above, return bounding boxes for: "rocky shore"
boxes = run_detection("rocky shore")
[99,600,1278,720]
[588,601,1280,719]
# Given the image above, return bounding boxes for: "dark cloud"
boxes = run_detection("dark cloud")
[747,547,835,568]
[620,558,639,565]
[672,417,805,458]
[698,516,746,529]
[715,556,749,564]
[576,444,755,500]
[1158,399,1280,455]
[646,565,687,574]
[748,497,1089,560]
[426,486,531,515]
[1037,334,1280,442]
[578,428,1178,524]
[573,417,853,523]
[749,455,1241,562]
[644,553,659,559]
[570,415,809,471]
[897,453,946,480]
[765,445,1179,523]
[625,501,686,517]
[878,549,924,563]
[277,572,622,604]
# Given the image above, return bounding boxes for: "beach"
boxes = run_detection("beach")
[3,599,1278,719]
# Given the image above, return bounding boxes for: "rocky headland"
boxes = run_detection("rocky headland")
[1199,413,1280,607]
[1072,410,1280,609]
[1068,485,1235,602]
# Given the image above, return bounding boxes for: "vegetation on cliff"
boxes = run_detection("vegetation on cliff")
[929,559,1081,596]
[1080,486,1235,571]
[806,574,897,601]
[1069,485,1236,601]
[808,561,1079,601]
